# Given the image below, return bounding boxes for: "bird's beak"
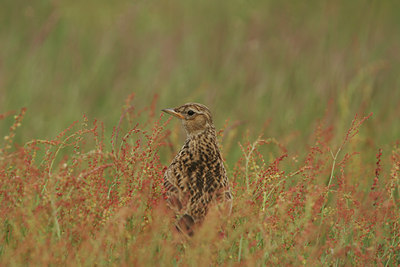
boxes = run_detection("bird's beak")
[162,108,185,119]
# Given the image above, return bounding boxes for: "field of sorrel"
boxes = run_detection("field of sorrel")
[2,0,400,265]
[1,95,399,265]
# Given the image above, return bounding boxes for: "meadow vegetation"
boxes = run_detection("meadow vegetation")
[1,0,400,265]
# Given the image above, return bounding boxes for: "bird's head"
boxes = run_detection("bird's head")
[162,103,214,137]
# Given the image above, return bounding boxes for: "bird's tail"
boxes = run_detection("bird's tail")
[176,214,195,237]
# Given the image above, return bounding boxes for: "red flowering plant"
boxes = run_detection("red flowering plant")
[0,97,399,265]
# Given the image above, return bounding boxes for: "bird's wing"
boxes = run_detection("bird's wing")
[163,169,184,213]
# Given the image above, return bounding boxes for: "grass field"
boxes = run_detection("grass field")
[1,0,400,265]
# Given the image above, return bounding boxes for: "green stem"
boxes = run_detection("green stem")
[238,234,243,262]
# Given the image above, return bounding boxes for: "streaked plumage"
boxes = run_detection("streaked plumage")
[162,103,232,236]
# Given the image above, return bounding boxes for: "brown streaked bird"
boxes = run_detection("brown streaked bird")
[162,103,233,236]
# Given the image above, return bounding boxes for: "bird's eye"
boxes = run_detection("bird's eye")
[187,110,195,116]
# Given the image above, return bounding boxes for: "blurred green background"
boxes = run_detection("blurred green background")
[1,0,399,163]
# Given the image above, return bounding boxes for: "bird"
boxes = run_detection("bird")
[162,103,233,236]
